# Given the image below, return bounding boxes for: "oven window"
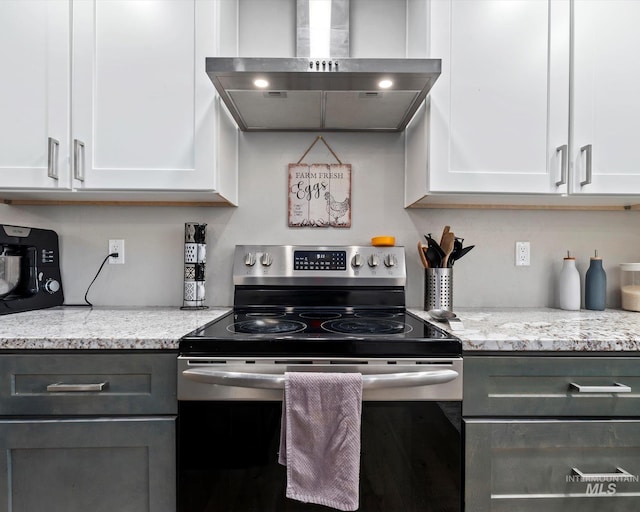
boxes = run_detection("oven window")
[178,401,461,512]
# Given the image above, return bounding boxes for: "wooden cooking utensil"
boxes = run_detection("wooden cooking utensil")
[440,225,450,247]
[417,242,430,268]
[440,232,455,268]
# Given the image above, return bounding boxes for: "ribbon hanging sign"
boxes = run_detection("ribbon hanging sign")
[288,137,351,228]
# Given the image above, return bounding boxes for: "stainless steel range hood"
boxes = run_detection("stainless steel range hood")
[206,57,441,132]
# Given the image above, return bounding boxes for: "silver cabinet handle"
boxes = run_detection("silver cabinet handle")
[569,382,631,393]
[73,139,85,182]
[555,144,567,186]
[580,144,592,186]
[182,369,459,390]
[46,382,107,392]
[47,137,59,180]
[571,467,633,482]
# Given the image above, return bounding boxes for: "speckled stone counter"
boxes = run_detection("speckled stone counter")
[4,306,639,352]
[410,308,640,352]
[0,306,230,350]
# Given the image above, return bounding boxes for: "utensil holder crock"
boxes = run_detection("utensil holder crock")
[424,268,453,312]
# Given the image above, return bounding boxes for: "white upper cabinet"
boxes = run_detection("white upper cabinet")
[407,0,640,206]
[0,0,237,204]
[71,0,237,201]
[0,0,71,190]
[571,0,640,195]
[406,0,571,205]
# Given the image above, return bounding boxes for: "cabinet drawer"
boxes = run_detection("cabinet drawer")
[0,353,176,415]
[464,356,640,417]
[465,419,640,512]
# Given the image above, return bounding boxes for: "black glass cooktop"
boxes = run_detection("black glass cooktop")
[180,310,461,357]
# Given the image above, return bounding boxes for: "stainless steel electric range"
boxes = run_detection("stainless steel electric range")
[177,245,463,512]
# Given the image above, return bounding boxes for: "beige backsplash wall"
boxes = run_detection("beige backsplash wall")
[2,132,640,309]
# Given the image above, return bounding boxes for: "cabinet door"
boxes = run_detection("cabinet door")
[571,1,640,194]
[0,417,175,512]
[0,0,71,189]
[72,0,236,194]
[466,419,640,512]
[425,0,570,195]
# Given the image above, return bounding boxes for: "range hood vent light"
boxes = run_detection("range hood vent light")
[206,57,441,132]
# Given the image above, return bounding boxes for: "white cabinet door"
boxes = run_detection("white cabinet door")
[416,0,570,197]
[429,0,570,194]
[571,0,640,195]
[0,0,71,190]
[71,0,236,197]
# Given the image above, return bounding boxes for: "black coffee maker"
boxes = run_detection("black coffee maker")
[0,225,64,315]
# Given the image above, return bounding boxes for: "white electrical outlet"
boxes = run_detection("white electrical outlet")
[515,241,530,266]
[108,239,125,264]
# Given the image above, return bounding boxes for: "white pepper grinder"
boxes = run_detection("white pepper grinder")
[558,251,581,310]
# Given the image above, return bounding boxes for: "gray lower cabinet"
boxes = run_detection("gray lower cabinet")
[0,417,175,512]
[0,352,177,512]
[464,355,640,512]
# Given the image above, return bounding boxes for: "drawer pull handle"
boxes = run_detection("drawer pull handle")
[580,144,593,187]
[46,382,107,392]
[47,137,59,180]
[555,144,568,186]
[571,467,633,482]
[73,139,85,182]
[569,382,631,393]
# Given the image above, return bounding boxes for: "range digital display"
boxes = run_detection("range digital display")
[294,250,347,270]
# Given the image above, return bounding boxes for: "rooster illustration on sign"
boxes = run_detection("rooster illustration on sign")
[325,191,350,226]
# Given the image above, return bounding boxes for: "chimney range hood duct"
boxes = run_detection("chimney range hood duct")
[206,1,441,132]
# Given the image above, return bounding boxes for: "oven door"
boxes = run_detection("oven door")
[177,357,462,512]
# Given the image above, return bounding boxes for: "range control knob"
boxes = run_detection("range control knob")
[260,252,273,266]
[244,252,256,266]
[351,253,363,268]
[368,254,379,268]
[44,278,60,294]
[384,254,397,268]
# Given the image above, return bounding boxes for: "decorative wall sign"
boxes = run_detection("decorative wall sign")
[288,136,352,228]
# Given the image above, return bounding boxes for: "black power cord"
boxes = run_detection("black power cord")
[83,252,118,307]
[64,252,118,308]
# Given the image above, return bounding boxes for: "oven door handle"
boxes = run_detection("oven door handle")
[182,368,459,390]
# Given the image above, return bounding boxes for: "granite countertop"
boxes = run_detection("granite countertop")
[0,306,230,350]
[410,308,640,352]
[2,306,640,352]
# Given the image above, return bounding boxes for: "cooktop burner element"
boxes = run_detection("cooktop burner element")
[354,311,397,318]
[299,312,342,320]
[322,318,412,335]
[228,318,306,334]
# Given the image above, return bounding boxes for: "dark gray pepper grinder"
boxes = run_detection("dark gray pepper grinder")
[585,250,606,310]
